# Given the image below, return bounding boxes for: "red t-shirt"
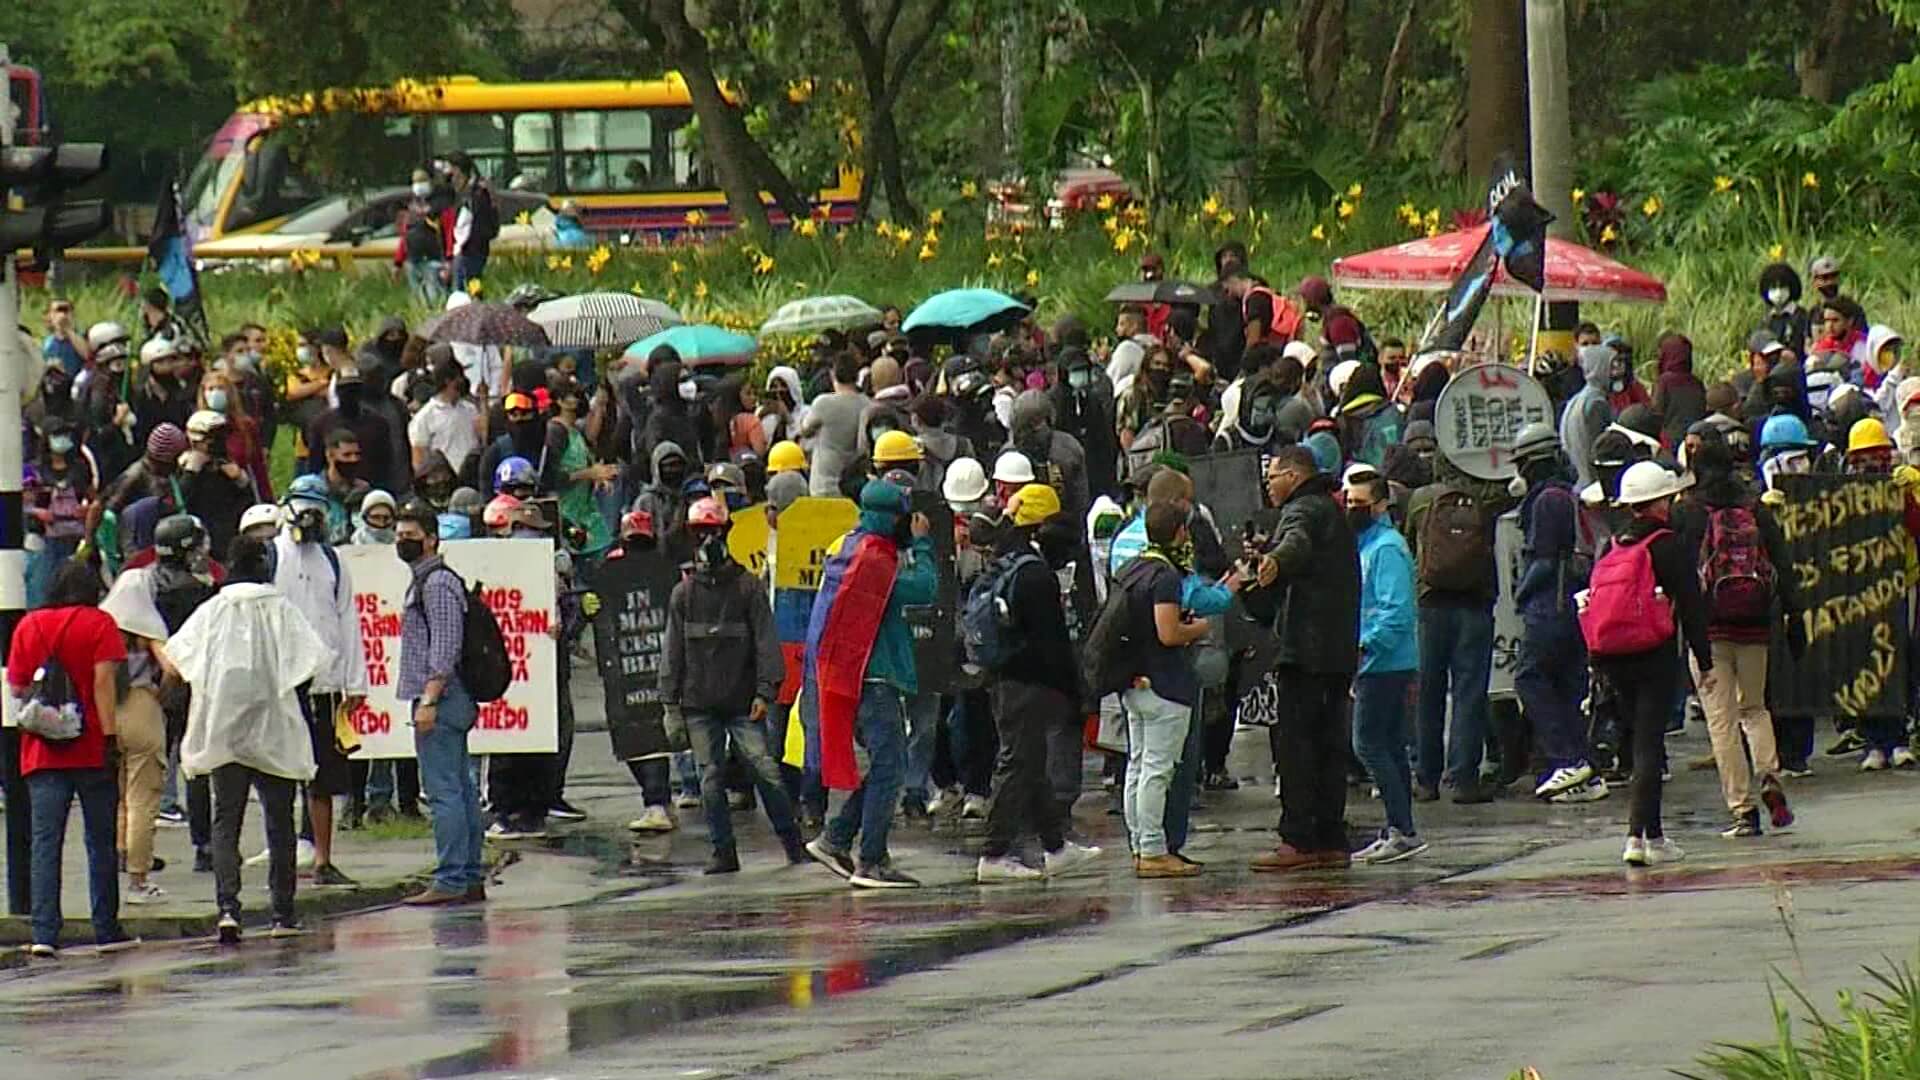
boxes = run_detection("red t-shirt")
[8,606,127,776]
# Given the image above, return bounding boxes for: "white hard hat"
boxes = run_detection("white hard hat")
[992,450,1035,485]
[1282,341,1318,367]
[239,504,282,534]
[140,337,178,365]
[445,291,473,311]
[1328,358,1361,400]
[941,456,989,505]
[87,321,129,351]
[185,409,227,436]
[1615,461,1690,507]
[1341,461,1380,488]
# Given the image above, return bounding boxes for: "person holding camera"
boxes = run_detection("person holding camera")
[182,410,257,557]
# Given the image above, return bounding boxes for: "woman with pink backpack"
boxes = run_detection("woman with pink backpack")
[1578,460,1714,867]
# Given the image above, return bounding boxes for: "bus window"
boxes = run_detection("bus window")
[428,112,510,181]
[507,112,556,193]
[228,130,318,232]
[559,109,657,193]
[659,108,710,190]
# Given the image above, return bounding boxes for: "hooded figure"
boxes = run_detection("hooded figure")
[1334,362,1402,468]
[1215,368,1286,453]
[1050,346,1120,498]
[1867,325,1908,423]
[1894,376,1920,461]
[633,441,695,565]
[357,316,409,376]
[1005,389,1091,520]
[1382,418,1438,496]
[760,364,809,446]
[1604,343,1650,415]
[1651,333,1707,447]
[1758,356,1823,449]
[1759,262,1812,359]
[1560,344,1617,489]
[639,360,702,483]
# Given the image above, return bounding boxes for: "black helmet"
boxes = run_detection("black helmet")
[153,514,209,561]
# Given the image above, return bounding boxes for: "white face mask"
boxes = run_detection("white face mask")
[1767,286,1791,307]
[296,345,314,365]
[411,181,432,198]
[678,379,698,402]
[1507,474,1528,499]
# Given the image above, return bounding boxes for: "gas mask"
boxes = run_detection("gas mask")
[291,506,327,543]
[694,528,731,568]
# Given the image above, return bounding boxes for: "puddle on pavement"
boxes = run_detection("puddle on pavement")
[1401,854,1920,904]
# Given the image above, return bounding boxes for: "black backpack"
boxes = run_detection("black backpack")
[1080,557,1163,699]
[419,567,513,703]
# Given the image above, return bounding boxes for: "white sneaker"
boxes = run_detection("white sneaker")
[960,795,989,819]
[124,881,168,906]
[1353,836,1391,863]
[1862,749,1890,772]
[1357,828,1428,865]
[1043,841,1102,878]
[1644,837,1685,864]
[1534,763,1596,798]
[626,805,676,833]
[247,838,316,870]
[673,792,701,809]
[976,855,1043,883]
[1894,747,1917,769]
[926,787,961,815]
[1622,836,1649,866]
[1549,777,1610,803]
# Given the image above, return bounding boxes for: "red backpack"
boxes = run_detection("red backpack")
[1579,530,1674,656]
[1699,506,1775,621]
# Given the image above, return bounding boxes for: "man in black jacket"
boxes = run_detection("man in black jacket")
[1247,445,1361,873]
[975,485,1103,883]
[443,150,498,290]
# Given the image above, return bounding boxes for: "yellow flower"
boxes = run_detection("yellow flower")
[665,286,679,303]
[960,180,979,200]
[1112,229,1134,254]
[1397,202,1417,222]
[922,229,939,246]
[754,254,775,275]
[918,243,937,262]
[465,278,484,298]
[629,281,647,296]
[895,228,915,247]
[515,210,532,226]
[786,78,814,104]
[875,221,895,240]
[795,217,819,238]
[684,209,709,227]
[1641,195,1662,217]
[668,259,683,276]
[1025,269,1040,288]
[1310,224,1327,242]
[1769,243,1785,261]
[1217,210,1236,228]
[986,252,1003,268]
[1571,188,1586,205]
[1600,224,1618,243]
[927,208,944,226]
[1202,194,1222,217]
[1336,200,1355,220]
[586,245,611,274]
[1713,175,1734,194]
[1802,171,1819,190]
[1096,193,1116,211]
[694,280,709,300]
[1424,224,1440,238]
[1103,214,1120,233]
[1346,182,1363,199]
[1123,204,1147,226]
[1422,208,1440,228]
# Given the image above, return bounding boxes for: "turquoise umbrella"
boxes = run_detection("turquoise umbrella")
[624,324,757,367]
[901,288,1030,338]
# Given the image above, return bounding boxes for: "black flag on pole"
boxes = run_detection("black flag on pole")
[1418,156,1555,353]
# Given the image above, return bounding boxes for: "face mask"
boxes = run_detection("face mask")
[396,537,426,564]
[1767,286,1791,307]
[1880,347,1900,371]
[1818,283,1839,300]
[412,181,432,198]
[1346,506,1378,534]
[49,436,74,455]
[297,345,314,365]
[363,525,396,544]
[207,389,230,413]
[294,507,327,542]
[696,533,731,567]
[1610,379,1626,393]
[1067,368,1093,391]
[658,464,686,489]
[331,458,361,480]
[678,379,698,402]
[1507,474,1528,498]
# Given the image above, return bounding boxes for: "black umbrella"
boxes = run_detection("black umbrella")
[1104,280,1221,306]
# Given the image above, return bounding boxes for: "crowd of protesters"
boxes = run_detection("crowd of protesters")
[5,234,1913,953]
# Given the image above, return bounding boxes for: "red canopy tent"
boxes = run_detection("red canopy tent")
[1330,225,1667,304]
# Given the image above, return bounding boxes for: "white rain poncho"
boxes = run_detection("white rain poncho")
[166,583,335,781]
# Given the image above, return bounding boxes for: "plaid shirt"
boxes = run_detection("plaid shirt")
[397,554,467,702]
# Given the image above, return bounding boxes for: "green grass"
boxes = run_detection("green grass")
[1679,956,1920,1080]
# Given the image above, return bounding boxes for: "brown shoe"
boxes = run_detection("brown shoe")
[1135,853,1202,878]
[462,884,488,903]
[1313,849,1352,869]
[1250,842,1320,873]
[404,886,466,906]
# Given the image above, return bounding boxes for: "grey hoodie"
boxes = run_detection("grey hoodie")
[633,440,693,564]
[1559,345,1616,489]
[1006,389,1091,518]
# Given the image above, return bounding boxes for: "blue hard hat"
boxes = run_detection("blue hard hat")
[494,456,536,490]
[285,473,331,507]
[1759,414,1816,453]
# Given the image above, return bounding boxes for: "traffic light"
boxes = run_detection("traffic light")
[1,143,111,260]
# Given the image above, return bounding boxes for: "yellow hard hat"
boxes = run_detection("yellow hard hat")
[1848,417,1894,453]
[1010,482,1062,527]
[767,440,807,473]
[872,429,923,464]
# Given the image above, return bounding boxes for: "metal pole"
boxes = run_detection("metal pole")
[1526,292,1546,375]
[0,39,32,914]
[1526,0,1578,367]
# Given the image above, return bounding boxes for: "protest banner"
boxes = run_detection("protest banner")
[773,497,859,590]
[1769,475,1911,719]
[726,502,771,577]
[1490,510,1523,699]
[1190,448,1266,560]
[340,538,559,758]
[905,492,958,694]
[588,547,678,761]
[1434,363,1553,481]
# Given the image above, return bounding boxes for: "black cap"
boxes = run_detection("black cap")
[142,287,170,310]
[443,150,475,173]
[315,326,349,349]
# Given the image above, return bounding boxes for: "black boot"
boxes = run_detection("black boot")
[704,848,741,875]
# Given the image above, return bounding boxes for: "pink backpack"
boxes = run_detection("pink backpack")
[1579,530,1675,656]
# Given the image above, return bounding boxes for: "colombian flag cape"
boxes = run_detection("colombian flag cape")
[803,530,898,790]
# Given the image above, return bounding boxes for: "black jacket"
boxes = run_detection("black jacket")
[1604,515,1713,673]
[660,559,782,713]
[1244,472,1359,675]
[992,533,1080,700]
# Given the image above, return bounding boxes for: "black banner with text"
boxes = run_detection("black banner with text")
[589,549,679,760]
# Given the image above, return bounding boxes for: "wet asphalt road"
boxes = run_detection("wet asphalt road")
[5,723,1920,1080]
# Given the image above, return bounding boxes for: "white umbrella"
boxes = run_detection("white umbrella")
[529,293,684,348]
[759,295,883,336]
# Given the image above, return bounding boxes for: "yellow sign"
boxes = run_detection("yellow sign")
[773,497,859,590]
[726,502,771,577]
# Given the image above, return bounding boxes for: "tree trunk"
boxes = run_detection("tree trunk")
[1368,0,1418,155]
[1225,8,1264,210]
[869,104,918,221]
[1796,0,1855,103]
[835,0,950,224]
[999,8,1027,177]
[1465,0,1527,181]
[1297,0,1349,114]
[1140,76,1163,236]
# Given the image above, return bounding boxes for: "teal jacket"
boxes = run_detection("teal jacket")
[859,531,937,695]
[1356,519,1419,675]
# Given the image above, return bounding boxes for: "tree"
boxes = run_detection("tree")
[835,0,956,222]
[1465,0,1526,182]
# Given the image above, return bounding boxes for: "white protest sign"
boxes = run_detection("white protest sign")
[1434,363,1554,481]
[1490,510,1523,700]
[341,538,559,758]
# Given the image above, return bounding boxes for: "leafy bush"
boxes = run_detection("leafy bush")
[1682,956,1920,1080]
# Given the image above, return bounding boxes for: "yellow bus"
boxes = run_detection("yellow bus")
[180,74,860,243]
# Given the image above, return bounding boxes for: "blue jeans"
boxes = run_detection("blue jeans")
[823,684,907,868]
[453,253,488,291]
[25,536,78,610]
[1516,616,1591,771]
[1122,687,1190,858]
[407,257,448,307]
[687,710,800,855]
[414,680,485,892]
[901,692,939,805]
[1416,605,1494,788]
[28,767,124,947]
[1163,687,1208,854]
[1353,672,1418,836]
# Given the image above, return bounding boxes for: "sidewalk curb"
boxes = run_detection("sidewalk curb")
[0,873,429,947]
